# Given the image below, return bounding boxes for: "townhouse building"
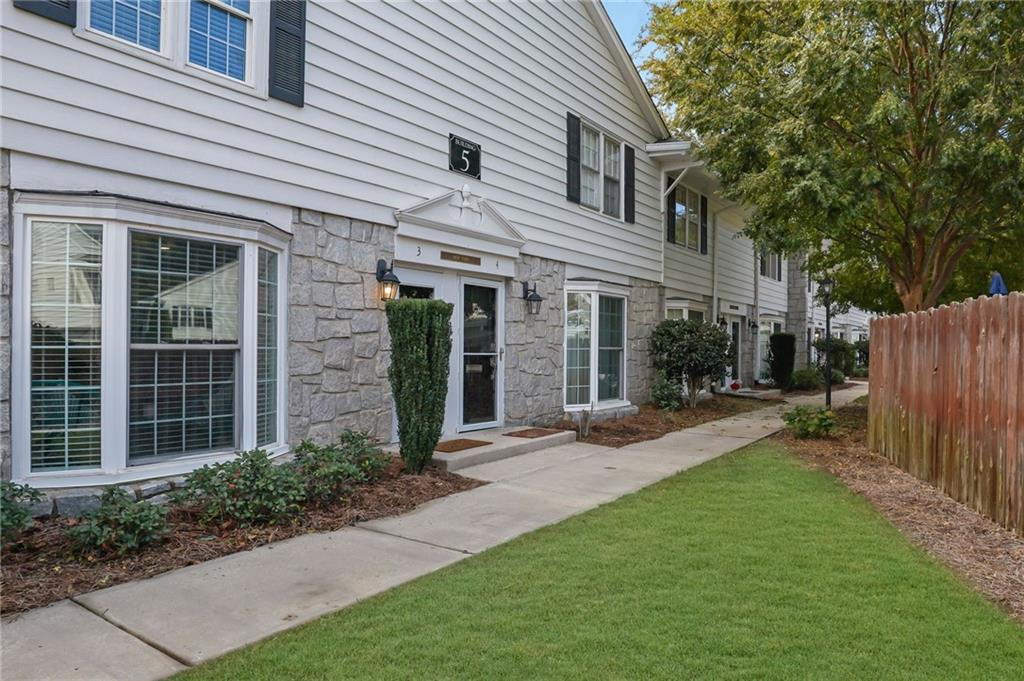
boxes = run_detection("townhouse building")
[0,0,868,493]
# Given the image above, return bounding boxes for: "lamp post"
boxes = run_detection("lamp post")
[820,277,834,409]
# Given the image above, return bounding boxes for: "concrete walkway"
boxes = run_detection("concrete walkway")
[1,385,868,681]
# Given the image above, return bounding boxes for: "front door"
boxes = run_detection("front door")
[460,278,503,431]
[723,316,742,389]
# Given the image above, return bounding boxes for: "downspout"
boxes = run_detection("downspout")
[753,246,760,382]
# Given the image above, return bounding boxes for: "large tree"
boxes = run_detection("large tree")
[644,1,1024,311]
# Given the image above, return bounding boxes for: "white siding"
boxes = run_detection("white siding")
[716,217,756,308]
[758,254,787,316]
[664,242,712,299]
[0,0,664,280]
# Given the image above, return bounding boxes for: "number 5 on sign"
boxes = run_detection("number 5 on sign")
[449,134,481,180]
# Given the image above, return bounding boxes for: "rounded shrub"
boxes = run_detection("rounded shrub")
[386,298,454,474]
[172,449,306,527]
[651,319,732,408]
[790,366,824,390]
[783,406,837,439]
[651,372,683,411]
[1,481,43,543]
[293,432,390,503]
[67,488,169,556]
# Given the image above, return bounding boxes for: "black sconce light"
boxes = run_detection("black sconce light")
[748,320,760,332]
[375,259,401,301]
[522,281,544,315]
[717,315,727,329]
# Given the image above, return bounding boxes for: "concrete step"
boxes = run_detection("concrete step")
[428,427,578,472]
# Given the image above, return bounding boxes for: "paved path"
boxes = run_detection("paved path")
[1,385,868,680]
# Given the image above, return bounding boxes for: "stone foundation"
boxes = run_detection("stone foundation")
[1,150,11,480]
[287,209,395,445]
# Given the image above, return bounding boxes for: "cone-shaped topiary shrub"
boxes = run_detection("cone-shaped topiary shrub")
[386,298,454,473]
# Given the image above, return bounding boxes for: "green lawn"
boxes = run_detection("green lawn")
[178,442,1024,681]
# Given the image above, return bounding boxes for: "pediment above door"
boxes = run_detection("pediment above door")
[393,185,526,277]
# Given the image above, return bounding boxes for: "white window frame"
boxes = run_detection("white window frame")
[10,194,289,487]
[665,299,708,322]
[760,250,783,281]
[563,281,630,412]
[578,119,625,222]
[74,0,268,96]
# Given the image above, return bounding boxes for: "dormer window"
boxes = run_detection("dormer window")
[760,250,783,281]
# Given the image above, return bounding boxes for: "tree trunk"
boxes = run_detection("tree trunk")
[687,376,702,408]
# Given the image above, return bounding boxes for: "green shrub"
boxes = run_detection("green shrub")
[293,432,390,503]
[790,366,824,390]
[386,298,454,474]
[768,332,796,388]
[783,406,837,439]
[651,372,683,411]
[826,368,846,385]
[1,481,43,543]
[651,319,732,408]
[172,449,306,526]
[812,336,857,376]
[66,488,168,556]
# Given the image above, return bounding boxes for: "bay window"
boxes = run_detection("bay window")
[13,196,288,485]
[565,286,628,408]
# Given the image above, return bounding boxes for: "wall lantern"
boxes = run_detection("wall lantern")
[717,316,727,329]
[521,281,544,315]
[375,259,401,301]
[748,320,759,332]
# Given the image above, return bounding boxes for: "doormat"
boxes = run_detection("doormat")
[434,438,491,453]
[505,428,561,439]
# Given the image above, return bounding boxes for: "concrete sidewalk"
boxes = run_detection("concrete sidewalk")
[1,384,867,681]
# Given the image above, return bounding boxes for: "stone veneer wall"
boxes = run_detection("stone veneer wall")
[503,255,565,426]
[786,254,811,367]
[287,209,394,445]
[1,150,11,480]
[626,277,662,406]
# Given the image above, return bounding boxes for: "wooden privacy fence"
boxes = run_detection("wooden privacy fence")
[868,293,1023,536]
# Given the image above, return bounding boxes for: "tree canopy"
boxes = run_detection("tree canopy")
[644,1,1024,312]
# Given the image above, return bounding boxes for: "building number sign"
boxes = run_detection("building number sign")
[449,134,481,179]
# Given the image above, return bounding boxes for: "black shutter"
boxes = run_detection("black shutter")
[269,0,306,106]
[624,145,635,223]
[14,0,76,26]
[776,255,783,281]
[699,194,709,254]
[665,179,676,243]
[566,112,581,203]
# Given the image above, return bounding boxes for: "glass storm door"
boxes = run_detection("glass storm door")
[461,281,500,428]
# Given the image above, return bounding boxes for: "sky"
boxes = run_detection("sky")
[603,1,655,64]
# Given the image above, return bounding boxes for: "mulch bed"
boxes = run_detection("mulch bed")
[778,404,1024,625]
[0,458,484,616]
[554,395,767,449]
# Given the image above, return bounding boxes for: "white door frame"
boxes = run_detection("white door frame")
[457,275,505,432]
[723,314,743,389]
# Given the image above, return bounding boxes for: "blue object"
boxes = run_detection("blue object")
[989,271,1009,296]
